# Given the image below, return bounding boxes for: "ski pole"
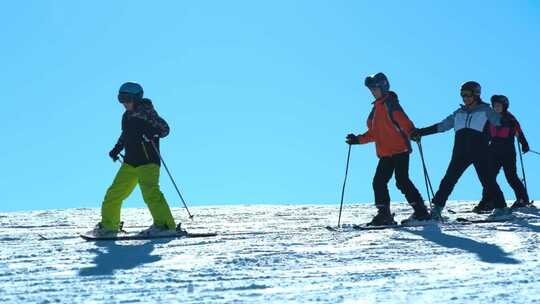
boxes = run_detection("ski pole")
[337,144,352,228]
[143,134,194,219]
[416,141,435,210]
[529,149,540,156]
[517,142,528,192]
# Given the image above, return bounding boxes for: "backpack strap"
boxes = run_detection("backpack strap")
[384,96,412,153]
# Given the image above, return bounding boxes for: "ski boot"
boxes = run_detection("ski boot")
[90,222,122,237]
[487,207,513,220]
[472,201,494,214]
[176,223,188,236]
[430,205,445,222]
[138,224,176,237]
[402,203,431,225]
[510,199,535,209]
[367,207,397,226]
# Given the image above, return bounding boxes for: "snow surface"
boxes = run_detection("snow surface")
[1,201,540,304]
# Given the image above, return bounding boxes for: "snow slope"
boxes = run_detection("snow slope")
[1,201,540,303]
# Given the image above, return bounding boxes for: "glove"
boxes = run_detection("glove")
[411,124,439,142]
[346,134,359,145]
[109,145,122,162]
[410,128,422,142]
[522,143,530,154]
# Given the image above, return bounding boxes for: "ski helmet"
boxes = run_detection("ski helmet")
[365,72,390,93]
[460,81,481,97]
[118,82,144,101]
[491,95,509,111]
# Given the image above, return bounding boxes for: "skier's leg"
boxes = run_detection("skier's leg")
[432,154,471,208]
[137,164,176,230]
[368,156,397,225]
[473,154,507,209]
[392,152,425,209]
[477,154,502,210]
[372,156,395,210]
[101,164,138,231]
[502,152,529,202]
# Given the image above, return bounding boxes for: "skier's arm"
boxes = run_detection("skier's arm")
[358,130,374,144]
[136,99,171,138]
[435,112,457,133]
[514,118,529,152]
[390,105,415,136]
[152,115,170,138]
[113,134,125,150]
[109,114,126,161]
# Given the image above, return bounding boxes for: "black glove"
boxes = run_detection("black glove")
[522,143,530,154]
[410,128,422,142]
[411,124,439,142]
[109,145,122,162]
[346,134,359,145]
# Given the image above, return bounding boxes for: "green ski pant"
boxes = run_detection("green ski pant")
[101,163,176,231]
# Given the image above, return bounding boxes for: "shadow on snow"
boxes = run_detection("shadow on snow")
[78,239,171,277]
[405,224,520,265]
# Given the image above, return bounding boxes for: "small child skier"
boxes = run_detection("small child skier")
[92,82,177,236]
[473,94,531,213]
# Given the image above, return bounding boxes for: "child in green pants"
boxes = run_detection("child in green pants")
[93,82,176,236]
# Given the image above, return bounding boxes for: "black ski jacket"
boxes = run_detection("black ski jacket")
[112,98,170,167]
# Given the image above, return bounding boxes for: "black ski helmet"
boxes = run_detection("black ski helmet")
[365,72,390,94]
[118,82,144,101]
[461,81,481,97]
[491,95,509,111]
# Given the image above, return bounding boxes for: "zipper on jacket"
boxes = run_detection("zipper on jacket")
[465,112,471,128]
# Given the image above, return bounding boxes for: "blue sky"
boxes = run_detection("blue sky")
[1,1,539,213]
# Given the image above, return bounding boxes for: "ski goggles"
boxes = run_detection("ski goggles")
[365,78,386,89]
[118,93,136,103]
[460,90,474,98]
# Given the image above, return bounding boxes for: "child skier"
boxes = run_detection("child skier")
[411,81,511,220]
[473,95,531,213]
[346,72,430,226]
[92,82,177,236]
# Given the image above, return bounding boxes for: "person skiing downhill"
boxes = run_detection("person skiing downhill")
[346,73,430,226]
[92,82,177,236]
[472,94,532,213]
[411,81,512,220]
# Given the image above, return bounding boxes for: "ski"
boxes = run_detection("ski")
[455,217,512,224]
[454,201,537,215]
[326,214,539,232]
[452,213,540,224]
[80,231,217,241]
[326,221,433,232]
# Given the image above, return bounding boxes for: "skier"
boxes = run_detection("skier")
[472,94,531,213]
[346,72,430,226]
[411,81,511,220]
[92,82,177,236]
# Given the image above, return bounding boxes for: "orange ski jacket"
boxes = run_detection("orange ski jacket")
[357,92,415,158]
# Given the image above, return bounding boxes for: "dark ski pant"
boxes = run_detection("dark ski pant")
[432,151,507,209]
[373,152,425,210]
[480,150,529,203]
